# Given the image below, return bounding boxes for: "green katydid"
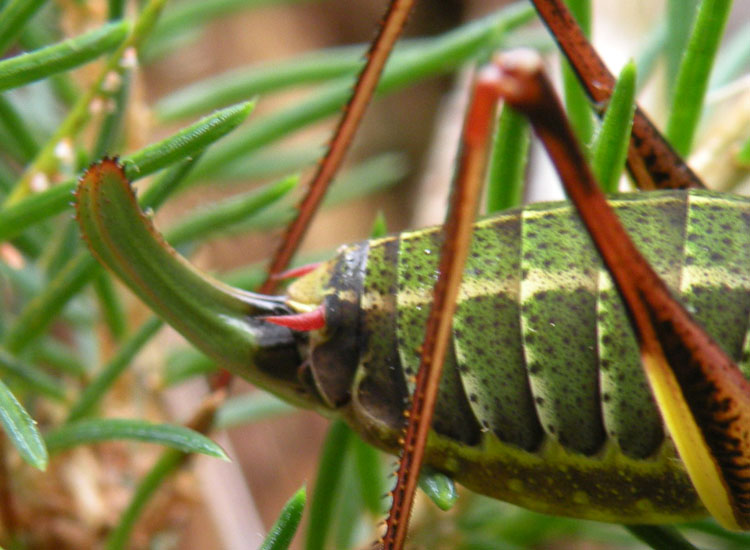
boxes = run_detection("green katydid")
[73,0,750,548]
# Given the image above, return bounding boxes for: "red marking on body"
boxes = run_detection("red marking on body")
[270,262,322,281]
[263,306,326,331]
[210,369,233,392]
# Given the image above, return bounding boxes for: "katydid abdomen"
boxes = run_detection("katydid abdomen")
[287,188,750,524]
[75,164,750,526]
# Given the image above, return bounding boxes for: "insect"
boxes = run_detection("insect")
[73,0,750,548]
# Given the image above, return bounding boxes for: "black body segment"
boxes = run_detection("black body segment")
[309,242,368,407]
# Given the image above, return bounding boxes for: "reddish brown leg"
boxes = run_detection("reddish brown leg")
[379,59,503,550]
[211,0,416,391]
[490,50,750,530]
[531,0,705,191]
[386,44,750,547]
[260,0,416,294]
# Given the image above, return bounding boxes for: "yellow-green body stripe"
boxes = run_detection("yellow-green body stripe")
[288,188,750,524]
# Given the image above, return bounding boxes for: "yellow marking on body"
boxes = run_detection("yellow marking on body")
[363,275,518,314]
[508,479,523,492]
[366,235,398,247]
[286,261,333,306]
[573,491,589,505]
[636,499,655,513]
[641,350,740,530]
[522,268,598,294]
[680,265,750,289]
[286,299,318,313]
[529,263,750,297]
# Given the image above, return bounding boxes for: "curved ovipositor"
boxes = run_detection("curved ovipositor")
[75,159,314,410]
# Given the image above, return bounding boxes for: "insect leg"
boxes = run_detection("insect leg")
[380,49,512,550]
[216,0,415,391]
[531,0,705,191]
[491,49,750,530]
[261,0,416,293]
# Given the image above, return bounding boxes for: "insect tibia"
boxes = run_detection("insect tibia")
[491,48,750,531]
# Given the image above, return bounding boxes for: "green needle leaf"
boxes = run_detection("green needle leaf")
[17,23,80,105]
[104,394,221,550]
[664,0,700,94]
[591,60,637,194]
[104,447,184,550]
[626,525,699,550]
[164,174,298,246]
[156,46,363,122]
[369,211,388,239]
[665,0,732,156]
[67,317,163,422]
[5,160,196,351]
[486,105,529,212]
[0,95,40,161]
[0,0,48,56]
[0,378,47,470]
[163,348,217,387]
[93,270,127,341]
[0,21,130,91]
[108,0,126,20]
[735,136,750,167]
[146,0,312,60]
[138,154,204,210]
[192,4,534,178]
[0,183,72,242]
[4,0,169,205]
[203,147,319,182]
[122,101,255,179]
[156,0,307,38]
[260,487,306,550]
[305,420,352,550]
[0,101,255,242]
[2,252,99,354]
[351,436,384,516]
[0,347,66,400]
[32,339,87,378]
[45,418,228,459]
[215,391,296,429]
[561,0,594,150]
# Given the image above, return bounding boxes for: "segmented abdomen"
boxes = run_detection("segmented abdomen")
[321,189,750,457]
